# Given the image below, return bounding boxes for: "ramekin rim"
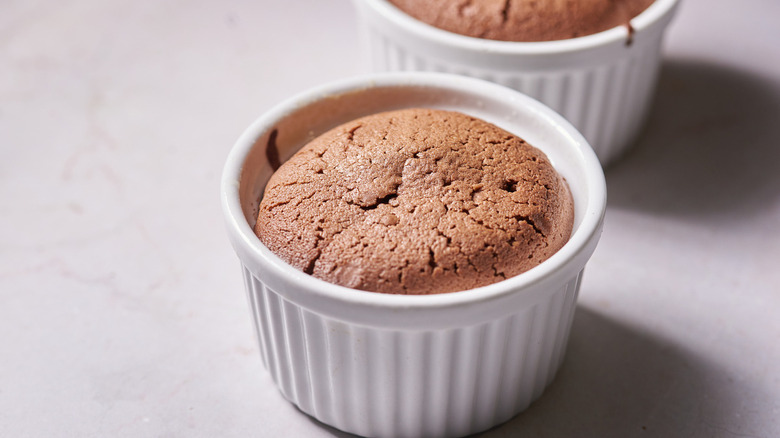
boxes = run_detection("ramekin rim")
[221,72,606,311]
[361,0,680,54]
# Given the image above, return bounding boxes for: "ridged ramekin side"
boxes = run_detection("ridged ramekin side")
[243,266,583,438]
[362,26,664,164]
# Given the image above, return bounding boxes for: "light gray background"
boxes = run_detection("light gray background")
[1,0,778,436]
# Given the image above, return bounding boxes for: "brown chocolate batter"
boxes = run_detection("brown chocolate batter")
[255,109,574,294]
[389,0,655,42]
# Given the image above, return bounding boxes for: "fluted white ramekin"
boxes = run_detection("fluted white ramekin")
[221,73,606,438]
[352,0,679,165]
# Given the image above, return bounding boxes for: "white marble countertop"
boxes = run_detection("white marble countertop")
[2,0,779,436]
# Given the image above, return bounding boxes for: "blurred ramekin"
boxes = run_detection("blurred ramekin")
[352,0,680,165]
[221,73,606,438]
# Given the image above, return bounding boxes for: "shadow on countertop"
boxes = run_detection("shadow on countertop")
[304,306,749,438]
[605,58,780,220]
[479,305,744,438]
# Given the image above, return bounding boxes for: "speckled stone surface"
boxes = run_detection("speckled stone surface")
[2,0,780,436]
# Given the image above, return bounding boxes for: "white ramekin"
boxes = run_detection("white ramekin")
[221,73,606,438]
[352,0,680,165]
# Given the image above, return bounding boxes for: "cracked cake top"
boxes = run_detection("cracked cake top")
[387,0,655,42]
[254,108,574,295]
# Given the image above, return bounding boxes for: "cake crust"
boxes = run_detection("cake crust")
[388,0,655,42]
[255,108,574,294]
